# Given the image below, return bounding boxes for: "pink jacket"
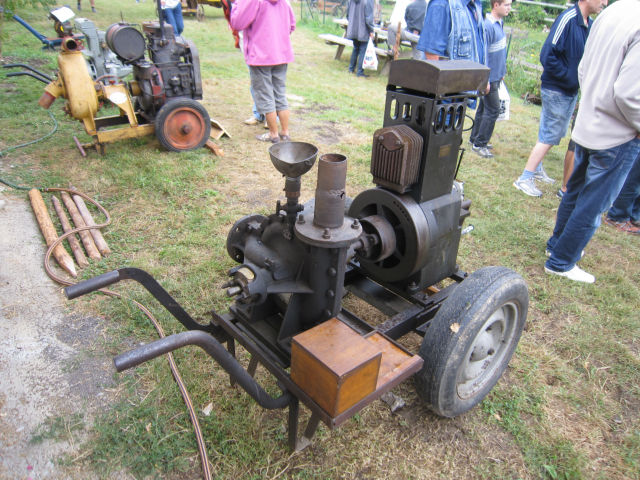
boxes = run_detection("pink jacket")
[230,0,296,66]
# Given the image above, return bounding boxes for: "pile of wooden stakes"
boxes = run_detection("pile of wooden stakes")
[29,188,110,278]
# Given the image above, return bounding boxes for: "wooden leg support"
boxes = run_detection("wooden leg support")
[335,44,345,60]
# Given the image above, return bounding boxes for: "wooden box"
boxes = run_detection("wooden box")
[291,318,382,417]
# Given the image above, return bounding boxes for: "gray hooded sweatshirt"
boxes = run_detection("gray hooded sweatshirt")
[346,0,374,42]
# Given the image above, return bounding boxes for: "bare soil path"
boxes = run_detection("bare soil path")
[0,188,114,480]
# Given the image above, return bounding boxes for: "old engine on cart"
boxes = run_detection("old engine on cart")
[38,17,210,152]
[66,59,528,450]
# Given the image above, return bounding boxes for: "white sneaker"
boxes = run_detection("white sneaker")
[243,117,259,126]
[534,167,555,184]
[513,178,542,197]
[544,265,595,283]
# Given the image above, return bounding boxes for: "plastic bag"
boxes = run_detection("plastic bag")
[362,38,378,71]
[497,81,510,121]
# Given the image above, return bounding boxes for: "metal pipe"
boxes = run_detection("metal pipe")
[113,330,292,410]
[313,153,347,229]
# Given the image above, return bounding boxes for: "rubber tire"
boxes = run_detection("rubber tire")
[155,98,211,152]
[415,266,528,417]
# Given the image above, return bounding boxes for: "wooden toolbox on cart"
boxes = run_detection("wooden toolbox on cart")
[291,318,423,417]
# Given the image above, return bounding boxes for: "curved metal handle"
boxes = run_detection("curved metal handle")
[114,330,292,410]
[64,270,120,299]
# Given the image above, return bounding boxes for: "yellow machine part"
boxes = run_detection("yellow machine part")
[42,49,100,135]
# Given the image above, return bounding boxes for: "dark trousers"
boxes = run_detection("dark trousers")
[469,81,501,147]
[608,154,640,223]
[348,39,368,76]
[546,138,640,271]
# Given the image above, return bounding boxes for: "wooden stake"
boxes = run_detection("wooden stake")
[28,189,77,278]
[205,139,224,157]
[72,194,111,256]
[51,195,89,268]
[61,191,101,260]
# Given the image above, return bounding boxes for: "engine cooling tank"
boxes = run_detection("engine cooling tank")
[106,23,146,62]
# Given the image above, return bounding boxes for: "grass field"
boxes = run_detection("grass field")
[1,2,639,479]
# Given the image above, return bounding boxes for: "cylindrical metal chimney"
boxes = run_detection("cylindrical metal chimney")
[313,154,347,229]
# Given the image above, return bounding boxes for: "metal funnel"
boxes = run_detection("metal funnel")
[269,142,318,178]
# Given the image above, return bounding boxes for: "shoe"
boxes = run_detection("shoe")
[243,117,259,126]
[513,178,542,197]
[632,219,640,228]
[356,73,369,78]
[471,145,494,158]
[279,134,291,142]
[348,69,354,74]
[77,2,81,9]
[603,217,640,234]
[556,188,565,199]
[534,167,555,184]
[468,140,493,150]
[91,6,96,12]
[544,265,595,284]
[256,132,279,143]
[264,121,269,129]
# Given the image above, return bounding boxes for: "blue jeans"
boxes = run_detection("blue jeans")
[546,138,640,272]
[469,80,501,147]
[607,154,640,223]
[348,39,368,76]
[163,4,184,36]
[538,88,577,145]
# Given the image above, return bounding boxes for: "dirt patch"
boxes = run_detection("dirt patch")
[0,189,115,479]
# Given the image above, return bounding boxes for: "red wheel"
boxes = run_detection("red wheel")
[155,98,211,152]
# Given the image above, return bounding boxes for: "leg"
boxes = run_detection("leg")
[607,154,640,222]
[163,8,179,36]
[356,40,368,76]
[561,144,575,192]
[250,66,278,141]
[523,142,553,173]
[174,3,184,36]
[469,96,485,147]
[546,139,640,272]
[474,81,501,148]
[272,64,289,138]
[348,40,359,73]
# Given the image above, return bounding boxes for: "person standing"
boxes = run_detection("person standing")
[346,0,375,77]
[161,0,184,37]
[416,0,486,64]
[77,0,96,13]
[230,0,296,143]
[513,0,607,197]
[386,0,411,51]
[544,0,640,283]
[469,0,512,158]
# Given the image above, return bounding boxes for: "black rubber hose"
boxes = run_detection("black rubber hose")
[114,330,292,410]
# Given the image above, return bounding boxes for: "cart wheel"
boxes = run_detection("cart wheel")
[414,266,528,417]
[155,98,211,152]
[196,5,205,21]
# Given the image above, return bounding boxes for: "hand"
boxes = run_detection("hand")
[485,82,491,94]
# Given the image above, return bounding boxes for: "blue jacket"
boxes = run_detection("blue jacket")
[417,0,486,64]
[540,3,591,96]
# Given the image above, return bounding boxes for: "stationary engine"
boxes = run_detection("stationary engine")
[105,21,203,119]
[67,59,529,450]
[38,16,210,152]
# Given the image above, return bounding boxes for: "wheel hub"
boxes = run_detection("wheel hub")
[457,302,519,400]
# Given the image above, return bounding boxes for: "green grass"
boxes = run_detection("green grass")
[1,2,639,479]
